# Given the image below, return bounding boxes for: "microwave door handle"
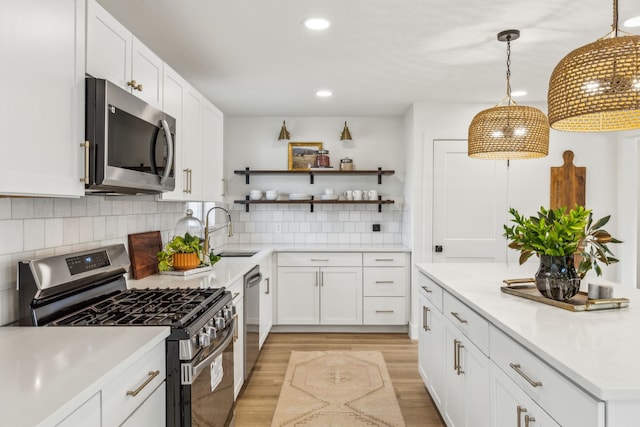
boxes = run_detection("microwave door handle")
[160,119,174,185]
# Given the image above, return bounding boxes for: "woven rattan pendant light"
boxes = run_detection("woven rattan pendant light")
[468,30,549,159]
[548,0,640,131]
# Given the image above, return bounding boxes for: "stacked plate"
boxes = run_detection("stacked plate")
[320,194,339,200]
[289,193,312,201]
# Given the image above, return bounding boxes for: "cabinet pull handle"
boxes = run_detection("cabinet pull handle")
[126,370,160,397]
[79,141,90,184]
[421,285,432,293]
[315,271,319,287]
[375,258,394,261]
[127,80,143,91]
[456,340,465,375]
[265,277,270,295]
[525,415,536,427]
[188,169,193,193]
[221,178,226,197]
[232,292,240,300]
[510,363,543,388]
[453,339,458,371]
[423,306,430,331]
[375,280,394,284]
[451,312,468,324]
[233,313,239,342]
[517,406,527,427]
[183,169,189,193]
[310,258,329,261]
[375,310,394,313]
[321,271,324,286]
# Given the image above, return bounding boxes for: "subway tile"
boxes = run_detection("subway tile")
[93,216,106,241]
[0,199,10,220]
[338,211,350,222]
[79,217,93,242]
[105,216,118,238]
[322,222,332,233]
[71,198,87,217]
[0,220,23,255]
[54,199,72,217]
[24,219,45,251]
[349,233,361,244]
[299,222,311,233]
[316,233,328,244]
[344,222,355,233]
[99,197,113,216]
[294,211,305,222]
[34,199,54,218]
[272,211,284,222]
[310,222,322,233]
[117,216,128,237]
[86,196,101,216]
[294,234,306,244]
[12,199,34,219]
[45,218,64,248]
[35,248,56,259]
[0,255,12,290]
[0,287,18,325]
[355,222,367,233]
[63,218,80,245]
[361,234,373,244]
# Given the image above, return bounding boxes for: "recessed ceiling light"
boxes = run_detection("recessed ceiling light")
[304,18,330,30]
[511,90,527,97]
[624,16,640,27]
[316,90,332,97]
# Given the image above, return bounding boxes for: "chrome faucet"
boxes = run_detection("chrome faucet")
[203,206,233,256]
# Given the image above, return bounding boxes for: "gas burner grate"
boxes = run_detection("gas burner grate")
[49,287,226,328]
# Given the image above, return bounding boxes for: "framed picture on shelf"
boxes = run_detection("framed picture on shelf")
[288,142,323,171]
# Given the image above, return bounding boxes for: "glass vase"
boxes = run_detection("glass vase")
[535,255,580,301]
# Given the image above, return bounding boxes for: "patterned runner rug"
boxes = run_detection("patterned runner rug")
[271,350,406,426]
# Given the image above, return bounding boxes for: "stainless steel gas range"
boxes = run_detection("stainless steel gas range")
[17,244,235,427]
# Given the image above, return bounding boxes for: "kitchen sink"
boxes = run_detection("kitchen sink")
[216,251,259,258]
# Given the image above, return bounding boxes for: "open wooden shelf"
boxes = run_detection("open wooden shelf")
[233,167,395,184]
[234,197,394,213]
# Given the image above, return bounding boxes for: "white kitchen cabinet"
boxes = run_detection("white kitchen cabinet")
[0,0,85,197]
[259,255,273,348]
[418,287,445,412]
[490,363,560,427]
[102,340,166,427]
[120,382,166,427]
[362,252,409,325]
[201,98,225,202]
[229,278,244,399]
[277,253,363,325]
[56,393,101,427]
[86,0,163,109]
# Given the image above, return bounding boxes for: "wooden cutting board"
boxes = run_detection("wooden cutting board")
[550,150,586,210]
[128,231,163,279]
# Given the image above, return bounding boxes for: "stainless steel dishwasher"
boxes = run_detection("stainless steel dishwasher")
[244,265,262,379]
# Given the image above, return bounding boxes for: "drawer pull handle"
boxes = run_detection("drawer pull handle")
[510,363,542,388]
[375,258,394,261]
[310,259,329,261]
[232,292,240,300]
[451,312,468,324]
[421,286,432,293]
[375,280,394,284]
[375,310,394,313]
[525,415,536,427]
[126,370,160,397]
[517,406,527,427]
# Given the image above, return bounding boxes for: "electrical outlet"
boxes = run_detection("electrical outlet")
[372,224,381,232]
[275,223,282,233]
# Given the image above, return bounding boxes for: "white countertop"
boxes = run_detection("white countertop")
[416,262,640,401]
[128,243,411,290]
[0,326,169,427]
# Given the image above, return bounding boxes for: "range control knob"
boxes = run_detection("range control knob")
[206,325,217,339]
[197,330,211,347]
[214,316,225,330]
[223,307,233,321]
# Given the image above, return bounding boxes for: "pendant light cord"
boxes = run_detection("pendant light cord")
[612,0,618,36]
[506,35,512,105]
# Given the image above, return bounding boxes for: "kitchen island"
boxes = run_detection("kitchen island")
[417,262,640,426]
[0,326,169,427]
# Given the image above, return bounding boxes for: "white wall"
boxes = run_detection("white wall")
[223,116,407,244]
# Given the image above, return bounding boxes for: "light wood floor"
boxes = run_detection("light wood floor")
[234,333,445,426]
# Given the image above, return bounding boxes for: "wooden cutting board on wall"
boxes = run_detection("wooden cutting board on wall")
[550,150,586,210]
[128,231,163,279]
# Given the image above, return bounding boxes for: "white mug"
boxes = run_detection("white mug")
[249,190,263,200]
[344,190,353,200]
[368,190,378,200]
[353,190,364,200]
[265,190,279,200]
[325,188,335,195]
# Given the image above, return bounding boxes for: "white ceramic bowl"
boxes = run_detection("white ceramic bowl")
[265,190,279,200]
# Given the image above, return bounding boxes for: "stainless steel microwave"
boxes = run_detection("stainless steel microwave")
[85,77,176,195]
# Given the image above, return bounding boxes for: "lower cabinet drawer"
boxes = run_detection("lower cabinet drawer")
[363,297,406,325]
[102,341,166,427]
[444,292,489,355]
[490,327,604,427]
[278,252,362,267]
[417,271,444,312]
[363,267,408,297]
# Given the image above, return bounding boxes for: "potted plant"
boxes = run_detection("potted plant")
[157,233,204,271]
[503,205,621,301]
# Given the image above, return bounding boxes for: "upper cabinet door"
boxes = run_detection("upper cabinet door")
[160,65,187,201]
[86,0,131,90]
[201,98,224,202]
[86,0,162,109]
[0,0,85,197]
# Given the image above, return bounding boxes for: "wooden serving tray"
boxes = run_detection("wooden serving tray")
[501,279,629,312]
[159,265,212,276]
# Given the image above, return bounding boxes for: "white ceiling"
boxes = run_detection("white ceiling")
[97,0,640,117]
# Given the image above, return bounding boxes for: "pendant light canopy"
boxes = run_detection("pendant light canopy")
[548,0,640,132]
[278,120,291,141]
[340,121,353,141]
[468,30,550,160]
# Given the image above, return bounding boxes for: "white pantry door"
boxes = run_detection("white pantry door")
[432,140,508,262]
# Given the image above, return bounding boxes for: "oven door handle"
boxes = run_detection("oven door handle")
[189,317,235,382]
